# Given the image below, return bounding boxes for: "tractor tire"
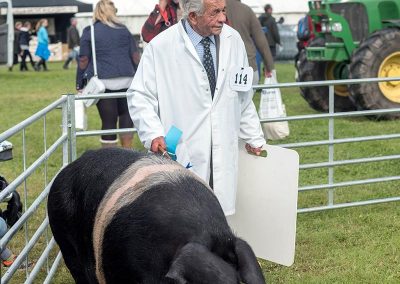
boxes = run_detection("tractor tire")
[349,28,400,120]
[298,38,356,112]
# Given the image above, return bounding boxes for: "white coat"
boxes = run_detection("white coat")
[127,21,266,215]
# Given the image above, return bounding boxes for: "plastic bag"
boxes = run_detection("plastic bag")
[75,98,88,131]
[259,74,290,140]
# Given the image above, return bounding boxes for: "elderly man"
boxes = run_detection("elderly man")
[127,0,266,215]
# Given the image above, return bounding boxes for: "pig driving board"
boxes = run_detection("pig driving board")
[227,141,299,266]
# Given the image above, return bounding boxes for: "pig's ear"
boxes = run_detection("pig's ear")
[166,242,239,284]
[234,238,266,284]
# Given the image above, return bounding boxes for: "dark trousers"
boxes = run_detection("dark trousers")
[34,57,48,71]
[96,89,133,141]
[13,53,18,65]
[20,50,34,71]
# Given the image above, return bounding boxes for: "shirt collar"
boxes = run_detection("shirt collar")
[183,20,216,47]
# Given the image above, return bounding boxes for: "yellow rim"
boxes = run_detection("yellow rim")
[378,51,400,103]
[326,62,350,97]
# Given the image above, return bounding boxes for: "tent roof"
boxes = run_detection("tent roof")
[77,0,309,16]
[12,0,92,13]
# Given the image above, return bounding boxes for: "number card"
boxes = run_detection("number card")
[229,67,254,92]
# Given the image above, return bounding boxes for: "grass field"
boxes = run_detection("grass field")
[0,62,399,283]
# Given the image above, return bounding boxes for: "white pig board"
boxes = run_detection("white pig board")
[227,141,299,266]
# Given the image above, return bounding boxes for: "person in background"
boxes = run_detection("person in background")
[0,217,15,268]
[128,0,265,215]
[19,21,35,71]
[258,4,281,59]
[0,217,15,267]
[9,22,22,72]
[141,0,181,43]
[76,0,140,149]
[226,0,274,84]
[34,19,50,71]
[63,17,80,70]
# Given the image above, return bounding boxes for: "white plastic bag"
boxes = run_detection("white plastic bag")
[259,74,290,140]
[75,98,87,131]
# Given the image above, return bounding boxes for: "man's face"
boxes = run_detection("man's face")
[190,0,226,37]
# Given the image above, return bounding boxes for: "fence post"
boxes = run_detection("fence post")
[61,96,69,166]
[328,85,335,206]
[66,94,77,162]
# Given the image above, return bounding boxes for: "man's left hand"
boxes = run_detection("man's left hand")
[245,143,263,156]
[264,69,272,78]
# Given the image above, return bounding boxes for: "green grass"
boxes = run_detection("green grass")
[1,62,399,283]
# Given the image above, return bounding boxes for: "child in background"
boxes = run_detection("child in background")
[19,21,35,71]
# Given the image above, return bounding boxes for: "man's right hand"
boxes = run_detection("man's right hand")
[151,136,167,153]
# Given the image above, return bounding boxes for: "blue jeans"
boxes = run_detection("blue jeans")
[0,217,12,260]
[0,217,7,237]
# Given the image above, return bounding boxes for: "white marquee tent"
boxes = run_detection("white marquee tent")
[77,0,309,35]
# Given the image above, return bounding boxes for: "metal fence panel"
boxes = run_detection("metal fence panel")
[1,76,399,282]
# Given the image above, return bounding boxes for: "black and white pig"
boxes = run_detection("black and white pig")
[48,148,265,284]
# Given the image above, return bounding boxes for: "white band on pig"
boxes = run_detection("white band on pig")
[93,155,207,284]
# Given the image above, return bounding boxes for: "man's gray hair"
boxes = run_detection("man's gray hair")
[179,0,205,19]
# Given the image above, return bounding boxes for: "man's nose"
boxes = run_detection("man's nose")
[218,13,226,23]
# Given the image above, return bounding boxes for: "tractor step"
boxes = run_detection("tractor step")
[307,42,359,62]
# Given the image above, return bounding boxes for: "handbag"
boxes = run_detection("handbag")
[82,24,105,108]
[258,73,290,140]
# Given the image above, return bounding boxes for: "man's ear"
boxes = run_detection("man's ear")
[166,242,239,284]
[187,11,198,26]
[234,238,266,284]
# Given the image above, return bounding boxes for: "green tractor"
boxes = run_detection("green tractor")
[298,0,400,119]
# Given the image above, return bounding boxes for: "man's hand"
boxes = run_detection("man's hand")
[264,69,272,78]
[151,136,167,153]
[159,0,168,10]
[245,143,263,156]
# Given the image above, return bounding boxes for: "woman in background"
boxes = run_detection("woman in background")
[76,0,140,148]
[34,19,50,71]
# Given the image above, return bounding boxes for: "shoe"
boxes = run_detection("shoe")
[3,255,33,269]
[2,255,16,267]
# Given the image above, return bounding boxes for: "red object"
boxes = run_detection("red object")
[141,2,178,43]
[304,15,316,47]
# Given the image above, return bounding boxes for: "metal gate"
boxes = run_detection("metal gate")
[0,76,399,283]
